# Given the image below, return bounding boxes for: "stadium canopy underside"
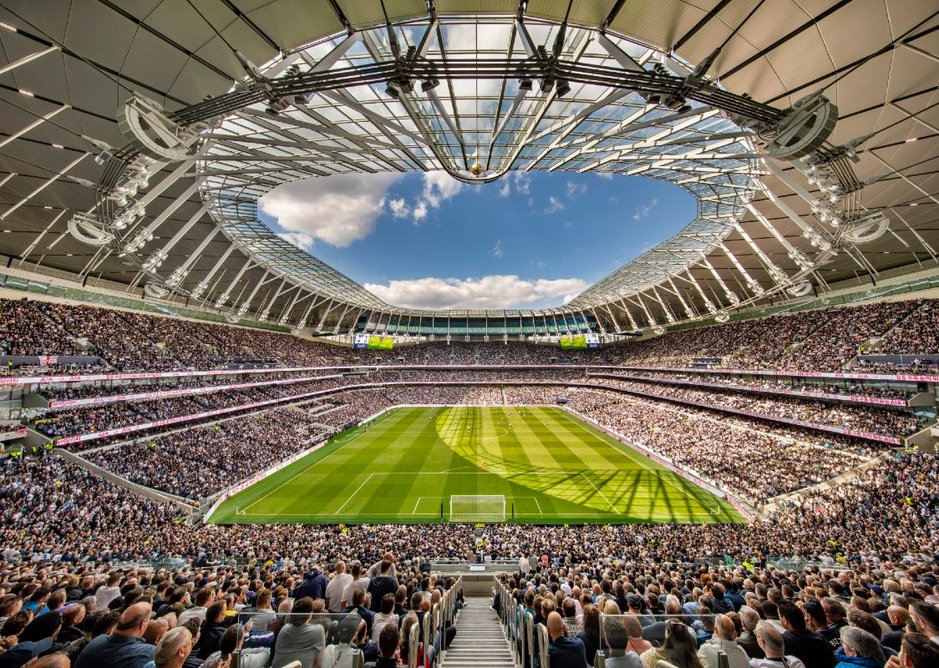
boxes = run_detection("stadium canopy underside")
[0,0,936,338]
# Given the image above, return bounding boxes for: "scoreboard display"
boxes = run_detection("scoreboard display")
[353,333,395,350]
[560,333,601,349]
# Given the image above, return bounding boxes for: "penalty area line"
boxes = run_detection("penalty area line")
[236,424,369,515]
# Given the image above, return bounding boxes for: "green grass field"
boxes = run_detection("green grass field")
[209,406,743,525]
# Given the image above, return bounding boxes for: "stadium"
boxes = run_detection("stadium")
[0,0,937,667]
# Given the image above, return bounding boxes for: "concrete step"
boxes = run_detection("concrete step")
[441,597,516,668]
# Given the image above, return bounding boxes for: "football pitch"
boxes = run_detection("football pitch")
[209,406,743,525]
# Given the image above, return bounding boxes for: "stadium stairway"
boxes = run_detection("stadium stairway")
[441,598,516,668]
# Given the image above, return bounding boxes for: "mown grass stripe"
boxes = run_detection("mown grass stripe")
[210,406,743,525]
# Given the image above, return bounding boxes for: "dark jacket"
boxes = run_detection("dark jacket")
[548,634,588,668]
[738,630,765,659]
[73,634,154,668]
[367,576,398,612]
[295,570,328,601]
[881,629,904,652]
[820,621,848,646]
[194,618,229,660]
[784,629,836,668]
[344,604,376,634]
[576,629,599,665]
[726,590,746,611]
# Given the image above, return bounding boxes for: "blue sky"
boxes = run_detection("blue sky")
[258,171,695,309]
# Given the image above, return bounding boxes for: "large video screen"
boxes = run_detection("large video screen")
[354,333,394,350]
[559,334,601,349]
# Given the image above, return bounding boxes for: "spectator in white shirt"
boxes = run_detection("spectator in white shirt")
[326,562,353,613]
[750,622,806,668]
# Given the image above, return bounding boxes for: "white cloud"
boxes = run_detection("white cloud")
[632,197,660,221]
[545,196,565,213]
[276,231,314,251]
[408,171,464,223]
[258,173,403,247]
[596,172,614,180]
[388,197,409,219]
[494,171,530,198]
[566,181,587,197]
[412,200,428,222]
[421,171,463,208]
[490,240,504,259]
[365,275,590,309]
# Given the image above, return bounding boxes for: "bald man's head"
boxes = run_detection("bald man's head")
[154,627,192,668]
[715,614,736,640]
[115,601,152,637]
[30,655,70,668]
[547,611,565,641]
[889,606,910,626]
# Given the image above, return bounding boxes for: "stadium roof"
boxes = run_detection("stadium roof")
[0,0,936,335]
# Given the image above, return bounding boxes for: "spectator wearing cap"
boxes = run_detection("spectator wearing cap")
[73,601,154,668]
[0,638,54,668]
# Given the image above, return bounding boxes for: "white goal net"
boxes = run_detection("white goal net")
[449,495,506,523]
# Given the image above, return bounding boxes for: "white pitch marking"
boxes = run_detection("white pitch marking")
[334,473,374,515]
[237,422,374,514]
[565,411,721,517]
[580,472,620,514]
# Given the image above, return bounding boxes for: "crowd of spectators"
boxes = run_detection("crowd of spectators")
[0,536,463,667]
[590,377,927,438]
[0,300,84,357]
[620,372,918,402]
[25,370,919,510]
[2,296,938,378]
[0,446,935,567]
[878,300,939,355]
[83,409,331,500]
[616,299,937,372]
[29,378,350,441]
[566,390,878,503]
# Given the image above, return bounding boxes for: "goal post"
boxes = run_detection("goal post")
[448,495,506,523]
